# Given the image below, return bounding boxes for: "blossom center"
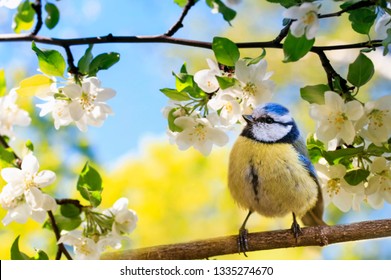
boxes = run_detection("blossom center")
[78,239,95,256]
[79,92,96,112]
[224,102,233,113]
[191,123,206,141]
[328,112,347,129]
[243,82,257,96]
[326,178,341,197]
[303,11,317,25]
[368,109,389,128]
[24,174,38,189]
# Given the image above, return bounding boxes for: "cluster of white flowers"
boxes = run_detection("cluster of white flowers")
[0,90,31,139]
[0,153,57,225]
[310,91,391,211]
[164,58,274,155]
[310,91,391,147]
[284,2,391,40]
[34,76,116,132]
[0,0,22,9]
[59,198,138,260]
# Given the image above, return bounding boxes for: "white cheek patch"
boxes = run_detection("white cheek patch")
[252,123,292,142]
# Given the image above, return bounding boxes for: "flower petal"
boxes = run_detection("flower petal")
[34,170,56,188]
[21,153,40,174]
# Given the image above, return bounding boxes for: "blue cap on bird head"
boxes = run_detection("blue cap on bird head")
[253,103,290,119]
[241,102,299,143]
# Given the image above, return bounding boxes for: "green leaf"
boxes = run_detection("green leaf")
[0,69,6,96]
[283,32,315,62]
[31,42,66,77]
[266,0,303,8]
[322,146,364,165]
[25,140,34,152]
[60,203,81,218]
[78,45,94,75]
[344,169,370,186]
[174,0,200,7]
[11,236,30,260]
[160,88,191,101]
[348,7,376,35]
[300,84,329,104]
[13,0,35,33]
[0,145,16,168]
[45,3,60,29]
[88,52,120,76]
[32,250,49,260]
[212,37,240,67]
[51,214,82,231]
[206,0,236,24]
[173,71,205,99]
[242,49,266,66]
[168,108,184,133]
[216,76,237,90]
[174,0,189,7]
[180,62,188,74]
[347,53,374,87]
[306,133,325,163]
[77,162,103,207]
[367,143,387,156]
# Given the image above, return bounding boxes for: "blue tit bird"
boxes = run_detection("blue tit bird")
[228,103,326,255]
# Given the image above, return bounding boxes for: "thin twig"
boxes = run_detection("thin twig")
[48,210,73,260]
[31,0,43,36]
[101,219,391,260]
[63,45,79,75]
[165,0,196,37]
[319,0,375,19]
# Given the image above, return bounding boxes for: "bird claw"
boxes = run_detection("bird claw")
[238,228,249,257]
[290,220,302,242]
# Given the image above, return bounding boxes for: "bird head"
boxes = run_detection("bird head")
[241,103,300,143]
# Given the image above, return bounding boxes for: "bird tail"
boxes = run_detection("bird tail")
[301,183,328,226]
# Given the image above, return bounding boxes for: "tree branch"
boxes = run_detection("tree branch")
[165,0,196,37]
[31,0,43,36]
[0,32,383,51]
[100,219,391,260]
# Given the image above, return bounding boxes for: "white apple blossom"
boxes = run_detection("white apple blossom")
[366,157,391,209]
[58,230,121,260]
[36,98,73,130]
[309,91,364,145]
[283,2,320,40]
[0,0,22,9]
[0,153,57,225]
[0,90,31,138]
[104,197,138,235]
[356,95,391,146]
[375,12,391,39]
[36,76,116,132]
[316,162,365,212]
[194,59,221,93]
[173,115,229,155]
[208,91,243,126]
[234,59,274,110]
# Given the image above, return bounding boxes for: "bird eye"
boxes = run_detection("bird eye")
[265,117,274,124]
[259,116,274,124]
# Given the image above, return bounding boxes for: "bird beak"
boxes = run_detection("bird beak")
[242,114,254,124]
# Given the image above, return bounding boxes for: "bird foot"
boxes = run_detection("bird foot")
[290,220,302,242]
[238,228,249,257]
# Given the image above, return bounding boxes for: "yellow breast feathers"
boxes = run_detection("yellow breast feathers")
[228,136,318,218]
